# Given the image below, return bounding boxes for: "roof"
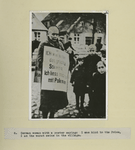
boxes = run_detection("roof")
[42,13,106,33]
[32,13,48,31]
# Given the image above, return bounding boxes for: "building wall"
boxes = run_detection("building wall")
[94,32,105,45]
[67,31,105,53]
[69,32,93,48]
[32,31,48,62]
[32,31,47,43]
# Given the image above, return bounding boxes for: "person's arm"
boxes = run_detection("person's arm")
[59,40,65,51]
[91,72,97,92]
[70,63,80,84]
[70,69,76,84]
[69,42,75,51]
[37,42,44,70]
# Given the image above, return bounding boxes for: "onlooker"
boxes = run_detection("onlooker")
[91,61,106,118]
[67,49,76,72]
[32,32,41,57]
[95,38,103,52]
[37,26,68,118]
[59,36,76,72]
[70,58,87,110]
[100,45,106,65]
[84,44,101,104]
[64,37,75,51]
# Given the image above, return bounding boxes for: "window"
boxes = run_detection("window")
[74,33,80,44]
[85,37,92,46]
[34,32,40,41]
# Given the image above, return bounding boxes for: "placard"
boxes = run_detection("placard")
[41,46,69,92]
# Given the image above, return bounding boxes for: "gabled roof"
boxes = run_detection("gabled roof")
[42,13,106,33]
[32,13,48,31]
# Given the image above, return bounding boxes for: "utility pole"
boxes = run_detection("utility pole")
[91,18,96,44]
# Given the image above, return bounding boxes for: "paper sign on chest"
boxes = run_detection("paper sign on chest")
[41,46,69,92]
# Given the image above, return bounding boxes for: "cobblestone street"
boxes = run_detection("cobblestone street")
[31,71,90,119]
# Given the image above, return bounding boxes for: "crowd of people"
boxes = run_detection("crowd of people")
[34,25,106,119]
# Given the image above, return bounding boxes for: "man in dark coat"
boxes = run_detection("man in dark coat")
[37,26,68,118]
[95,39,103,52]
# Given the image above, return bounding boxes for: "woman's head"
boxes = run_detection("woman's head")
[48,26,59,42]
[88,44,96,56]
[97,61,106,74]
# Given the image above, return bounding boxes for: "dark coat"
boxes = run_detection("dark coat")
[91,72,106,117]
[70,64,87,95]
[68,51,76,72]
[32,40,40,55]
[84,54,101,88]
[37,37,68,112]
[64,41,74,51]
[95,43,103,52]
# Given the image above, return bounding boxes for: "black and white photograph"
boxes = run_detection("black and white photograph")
[30,11,108,119]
